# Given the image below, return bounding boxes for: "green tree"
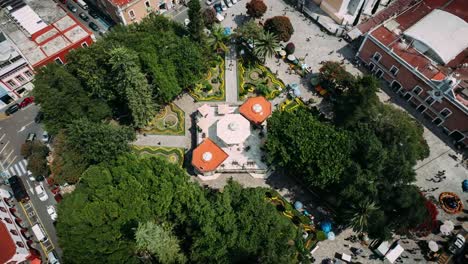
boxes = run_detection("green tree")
[318,61,356,96]
[235,20,264,44]
[187,0,204,42]
[246,0,267,18]
[32,64,111,134]
[207,25,228,52]
[108,47,155,127]
[265,108,352,187]
[264,16,294,42]
[254,31,279,62]
[346,200,379,233]
[135,221,186,264]
[203,8,217,29]
[65,118,135,164]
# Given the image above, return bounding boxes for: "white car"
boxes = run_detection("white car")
[35,184,48,201]
[47,205,58,221]
[220,1,227,11]
[206,0,215,5]
[231,0,237,4]
[224,0,232,7]
[42,131,49,143]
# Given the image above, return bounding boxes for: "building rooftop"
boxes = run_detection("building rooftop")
[109,0,134,7]
[0,221,16,264]
[403,9,468,65]
[10,5,47,36]
[216,114,251,145]
[192,138,229,173]
[239,96,272,125]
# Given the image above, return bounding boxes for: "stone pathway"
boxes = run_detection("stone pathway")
[225,45,239,103]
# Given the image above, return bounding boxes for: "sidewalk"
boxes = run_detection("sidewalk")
[225,46,239,103]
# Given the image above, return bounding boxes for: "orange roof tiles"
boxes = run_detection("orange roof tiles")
[0,222,16,264]
[239,96,272,124]
[192,139,228,173]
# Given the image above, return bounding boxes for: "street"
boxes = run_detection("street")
[0,104,60,260]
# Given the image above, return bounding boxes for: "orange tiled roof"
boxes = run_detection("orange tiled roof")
[192,139,228,173]
[0,222,16,264]
[239,96,272,124]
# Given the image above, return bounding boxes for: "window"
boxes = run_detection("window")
[4,218,12,224]
[368,62,375,71]
[16,75,25,83]
[81,42,88,48]
[145,1,150,7]
[433,117,442,125]
[425,96,435,105]
[389,65,398,76]
[390,81,402,92]
[10,229,18,236]
[129,10,135,19]
[440,108,452,118]
[375,69,384,78]
[0,207,6,212]
[16,241,24,248]
[7,80,17,88]
[24,70,33,78]
[55,58,63,65]
[412,86,423,95]
[373,52,382,62]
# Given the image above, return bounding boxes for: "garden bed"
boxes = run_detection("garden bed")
[190,56,225,101]
[142,103,185,135]
[280,98,305,112]
[238,57,285,101]
[133,146,184,167]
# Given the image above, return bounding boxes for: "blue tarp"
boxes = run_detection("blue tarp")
[224,27,231,36]
[463,179,468,192]
[321,221,332,233]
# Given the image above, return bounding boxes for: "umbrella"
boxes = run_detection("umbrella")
[274,46,282,52]
[327,231,335,240]
[428,240,439,252]
[279,50,286,56]
[294,201,303,210]
[444,220,455,231]
[440,224,451,235]
[287,54,296,61]
[321,221,332,233]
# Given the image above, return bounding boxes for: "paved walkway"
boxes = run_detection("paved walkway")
[225,45,239,103]
[133,134,189,148]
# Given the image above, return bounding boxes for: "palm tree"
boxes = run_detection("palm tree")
[346,199,379,234]
[207,25,228,53]
[253,31,279,62]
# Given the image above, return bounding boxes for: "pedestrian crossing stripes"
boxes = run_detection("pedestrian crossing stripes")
[7,159,28,176]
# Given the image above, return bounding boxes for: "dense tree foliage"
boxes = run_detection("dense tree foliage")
[21,141,49,178]
[188,0,204,42]
[264,16,294,42]
[235,20,264,43]
[265,108,352,187]
[246,0,267,18]
[57,156,299,263]
[202,8,217,28]
[254,31,280,62]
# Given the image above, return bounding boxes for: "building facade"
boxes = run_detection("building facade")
[0,187,31,264]
[356,0,468,149]
[311,0,383,25]
[89,0,180,25]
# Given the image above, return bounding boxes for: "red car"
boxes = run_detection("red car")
[19,96,34,108]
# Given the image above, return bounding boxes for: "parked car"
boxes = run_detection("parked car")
[8,176,30,202]
[89,22,99,31]
[88,9,99,19]
[47,205,58,221]
[35,184,49,202]
[231,0,237,4]
[42,131,50,143]
[26,133,36,142]
[224,0,232,7]
[214,3,222,13]
[206,0,215,5]
[19,96,34,108]
[220,1,227,10]
[79,12,89,22]
[66,3,77,13]
[34,112,44,123]
[5,103,20,115]
[448,234,466,254]
[47,251,61,264]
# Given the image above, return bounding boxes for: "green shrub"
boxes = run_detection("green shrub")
[256,84,269,96]
[316,231,327,241]
[211,78,218,84]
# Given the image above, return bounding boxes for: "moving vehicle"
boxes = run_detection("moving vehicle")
[26,133,36,142]
[224,0,232,8]
[19,96,34,108]
[76,0,88,10]
[67,3,77,13]
[88,9,99,19]
[89,22,99,31]
[47,251,60,264]
[5,103,19,115]
[35,184,49,202]
[47,205,58,221]
[448,233,466,254]
[31,224,47,242]
[79,12,89,21]
[42,131,50,143]
[8,176,30,203]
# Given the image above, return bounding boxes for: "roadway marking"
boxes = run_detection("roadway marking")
[0,140,9,154]
[18,121,34,133]
[4,149,14,163]
[0,133,5,141]
[19,202,51,255]
[5,155,17,171]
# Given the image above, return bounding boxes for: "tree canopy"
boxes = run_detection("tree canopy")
[264,16,294,42]
[57,156,300,263]
[246,0,267,18]
[188,0,204,42]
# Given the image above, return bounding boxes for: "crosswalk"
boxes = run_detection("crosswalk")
[6,159,28,176]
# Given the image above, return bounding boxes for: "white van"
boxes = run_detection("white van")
[76,0,88,10]
[48,251,61,264]
[31,224,47,242]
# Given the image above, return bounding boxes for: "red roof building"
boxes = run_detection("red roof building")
[239,96,272,125]
[192,138,229,174]
[356,0,468,149]
[0,188,31,264]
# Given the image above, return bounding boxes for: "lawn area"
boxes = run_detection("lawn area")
[280,97,305,112]
[238,56,285,101]
[133,146,184,167]
[190,56,225,102]
[142,103,185,135]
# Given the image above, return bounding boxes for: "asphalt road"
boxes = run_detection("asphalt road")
[0,104,61,259]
